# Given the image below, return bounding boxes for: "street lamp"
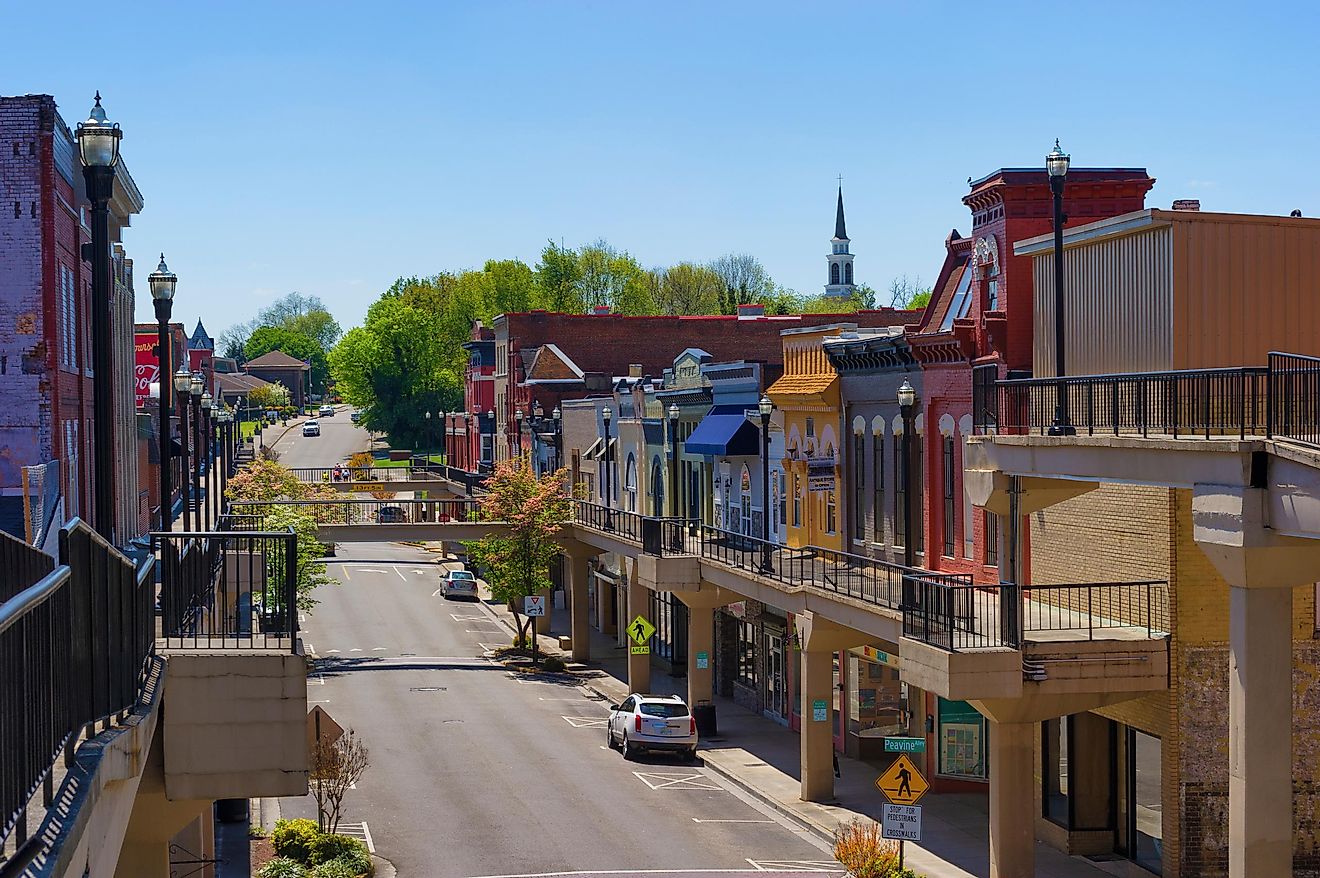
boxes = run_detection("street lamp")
[190,374,203,531]
[602,405,613,529]
[76,93,122,541]
[201,390,214,531]
[514,407,524,460]
[758,396,774,573]
[148,255,178,529]
[666,403,680,519]
[552,406,562,472]
[898,378,917,569]
[1046,139,1075,436]
[174,367,194,530]
[425,410,432,463]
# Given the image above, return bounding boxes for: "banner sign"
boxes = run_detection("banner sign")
[134,333,159,409]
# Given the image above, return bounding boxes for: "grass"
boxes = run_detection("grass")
[240,420,259,440]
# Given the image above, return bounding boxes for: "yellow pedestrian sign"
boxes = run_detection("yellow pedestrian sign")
[876,754,928,806]
[628,615,656,645]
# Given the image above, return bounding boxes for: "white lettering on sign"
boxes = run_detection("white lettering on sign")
[881,804,921,841]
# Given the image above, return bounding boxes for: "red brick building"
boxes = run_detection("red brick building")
[445,322,496,472]
[0,94,144,543]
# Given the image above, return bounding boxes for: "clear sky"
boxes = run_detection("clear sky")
[4,1,1317,339]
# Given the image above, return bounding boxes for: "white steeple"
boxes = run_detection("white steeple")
[824,185,856,297]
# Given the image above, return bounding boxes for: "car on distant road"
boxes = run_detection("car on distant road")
[302,420,320,437]
[319,404,335,417]
[375,505,407,523]
[441,569,479,600]
[350,411,362,424]
[606,694,698,761]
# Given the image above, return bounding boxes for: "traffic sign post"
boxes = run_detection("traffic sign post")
[523,595,546,617]
[876,754,928,806]
[881,804,922,840]
[628,615,655,645]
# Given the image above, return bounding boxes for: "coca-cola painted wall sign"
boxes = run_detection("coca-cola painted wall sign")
[134,333,159,408]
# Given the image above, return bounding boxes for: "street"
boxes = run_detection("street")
[264,405,370,470]
[276,427,844,878]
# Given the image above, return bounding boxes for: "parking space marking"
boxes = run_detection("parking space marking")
[693,818,774,824]
[452,614,494,622]
[632,771,722,791]
[746,862,843,874]
[561,716,608,728]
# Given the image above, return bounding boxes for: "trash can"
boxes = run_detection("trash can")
[693,701,717,737]
[216,798,249,824]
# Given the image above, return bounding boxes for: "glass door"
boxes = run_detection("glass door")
[765,633,787,724]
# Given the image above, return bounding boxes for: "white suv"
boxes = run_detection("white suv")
[441,569,478,600]
[607,694,697,761]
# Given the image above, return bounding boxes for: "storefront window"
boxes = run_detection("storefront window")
[853,432,866,541]
[872,432,884,544]
[1131,730,1163,873]
[984,510,999,566]
[937,698,987,779]
[1043,716,1070,825]
[847,648,905,740]
[826,490,837,534]
[735,620,757,688]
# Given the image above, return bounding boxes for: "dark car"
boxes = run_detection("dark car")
[376,506,408,523]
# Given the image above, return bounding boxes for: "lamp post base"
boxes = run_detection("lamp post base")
[1047,421,1077,437]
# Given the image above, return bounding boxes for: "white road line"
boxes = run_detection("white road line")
[693,818,774,824]
[561,716,608,728]
[361,822,374,852]
[326,649,341,654]
[371,646,387,651]
[391,566,408,581]
[309,699,331,704]
[342,567,351,580]
[432,588,444,597]
[632,771,721,791]
[349,648,363,652]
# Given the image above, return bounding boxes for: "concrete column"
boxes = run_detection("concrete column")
[800,647,836,802]
[686,603,715,707]
[569,553,590,662]
[1229,585,1293,878]
[535,587,553,635]
[627,576,652,694]
[988,720,1035,878]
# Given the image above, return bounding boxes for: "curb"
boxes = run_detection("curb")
[371,854,398,877]
[698,755,838,845]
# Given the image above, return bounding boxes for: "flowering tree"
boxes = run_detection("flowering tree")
[463,454,571,655]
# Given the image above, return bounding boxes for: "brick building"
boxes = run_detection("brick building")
[445,322,495,473]
[0,94,144,544]
[242,349,310,408]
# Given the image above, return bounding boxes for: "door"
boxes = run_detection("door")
[765,633,787,724]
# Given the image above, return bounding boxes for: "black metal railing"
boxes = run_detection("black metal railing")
[287,465,448,484]
[641,517,699,556]
[154,529,298,650]
[980,366,1269,438]
[231,498,483,526]
[1,519,152,851]
[573,500,643,542]
[1269,352,1320,447]
[902,578,1171,652]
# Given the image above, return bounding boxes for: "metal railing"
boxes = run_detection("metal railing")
[641,517,699,556]
[1269,352,1320,447]
[573,500,643,542]
[902,578,1171,652]
[1,520,152,851]
[153,529,298,650]
[231,497,483,526]
[288,465,448,484]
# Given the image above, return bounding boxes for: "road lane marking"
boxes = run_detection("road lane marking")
[371,647,387,651]
[632,771,721,791]
[391,566,408,581]
[746,863,843,874]
[693,818,774,824]
[561,716,608,728]
[326,649,341,654]
[357,568,387,574]
[349,648,363,652]
[342,567,351,580]
[451,614,492,622]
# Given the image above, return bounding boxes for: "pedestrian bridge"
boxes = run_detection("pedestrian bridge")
[287,464,480,497]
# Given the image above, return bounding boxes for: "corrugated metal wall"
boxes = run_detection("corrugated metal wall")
[1033,224,1174,377]
[1172,216,1320,368]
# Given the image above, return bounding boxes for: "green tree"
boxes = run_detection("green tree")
[462,455,571,656]
[246,326,330,395]
[887,274,931,310]
[535,241,584,313]
[708,253,776,314]
[248,381,291,410]
[655,263,723,315]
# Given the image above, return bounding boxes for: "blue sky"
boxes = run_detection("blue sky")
[4,1,1317,338]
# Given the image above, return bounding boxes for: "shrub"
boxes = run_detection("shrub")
[541,655,566,672]
[310,859,360,878]
[326,848,373,877]
[271,818,320,863]
[832,818,918,878]
[259,857,309,878]
[309,834,368,866]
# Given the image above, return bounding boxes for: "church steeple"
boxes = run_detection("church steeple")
[825,184,856,297]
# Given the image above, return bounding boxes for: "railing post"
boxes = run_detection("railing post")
[1267,355,1275,439]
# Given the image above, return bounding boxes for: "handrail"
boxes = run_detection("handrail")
[0,566,71,636]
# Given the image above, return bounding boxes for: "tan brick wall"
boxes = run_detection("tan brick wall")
[1030,484,1173,585]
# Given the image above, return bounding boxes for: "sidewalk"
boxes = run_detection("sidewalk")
[471,581,1115,878]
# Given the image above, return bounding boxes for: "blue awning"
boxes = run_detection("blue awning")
[684,405,761,457]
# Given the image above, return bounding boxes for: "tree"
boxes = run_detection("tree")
[310,728,370,834]
[462,455,571,659]
[246,326,330,394]
[218,318,258,362]
[655,263,723,315]
[887,274,931,310]
[248,381,291,410]
[709,253,776,314]
[535,240,584,313]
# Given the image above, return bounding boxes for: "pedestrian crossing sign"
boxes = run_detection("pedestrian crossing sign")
[876,753,928,806]
[627,615,656,645]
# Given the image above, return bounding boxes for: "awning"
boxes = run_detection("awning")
[582,438,603,460]
[684,405,761,457]
[581,437,617,461]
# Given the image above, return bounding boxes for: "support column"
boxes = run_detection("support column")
[799,646,836,802]
[1229,585,1293,878]
[685,603,715,708]
[569,553,590,663]
[535,587,553,635]
[627,576,652,694]
[988,721,1035,878]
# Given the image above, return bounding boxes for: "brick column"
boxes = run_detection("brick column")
[988,720,1035,878]
[627,576,651,694]
[568,553,591,663]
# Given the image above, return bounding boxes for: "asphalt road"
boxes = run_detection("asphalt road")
[285,540,843,878]
[265,405,370,469]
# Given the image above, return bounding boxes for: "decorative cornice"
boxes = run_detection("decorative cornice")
[909,331,969,365]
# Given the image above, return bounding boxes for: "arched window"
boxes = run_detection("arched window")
[625,454,637,512]
[830,263,841,285]
[844,262,853,285]
[651,457,664,516]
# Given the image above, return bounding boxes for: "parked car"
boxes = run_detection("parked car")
[302,420,320,437]
[319,404,335,417]
[441,569,479,600]
[350,411,362,424]
[375,505,408,523]
[607,694,698,761]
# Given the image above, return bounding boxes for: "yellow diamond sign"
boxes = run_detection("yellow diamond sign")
[627,615,656,645]
[875,753,928,806]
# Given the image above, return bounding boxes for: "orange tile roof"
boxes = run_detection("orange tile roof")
[766,373,837,398]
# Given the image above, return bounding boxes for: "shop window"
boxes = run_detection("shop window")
[853,432,866,541]
[937,698,987,779]
[793,474,802,527]
[1128,730,1163,874]
[914,438,924,554]
[894,437,906,549]
[943,436,956,557]
[735,620,758,688]
[984,511,999,566]
[1043,716,1071,826]
[625,454,637,512]
[825,490,837,534]
[872,431,884,544]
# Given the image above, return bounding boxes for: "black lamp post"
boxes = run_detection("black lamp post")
[602,406,613,529]
[216,408,231,518]
[190,374,203,530]
[531,402,544,474]
[175,367,193,531]
[667,403,680,518]
[1046,139,1075,437]
[485,409,495,471]
[201,391,214,531]
[75,93,122,541]
[758,395,774,574]
[424,410,432,462]
[898,378,917,569]
[148,255,177,529]
[552,406,562,472]
[514,407,525,461]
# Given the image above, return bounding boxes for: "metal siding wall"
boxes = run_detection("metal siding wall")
[1172,217,1320,369]
[1032,225,1174,377]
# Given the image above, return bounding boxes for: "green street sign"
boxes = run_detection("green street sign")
[884,737,926,754]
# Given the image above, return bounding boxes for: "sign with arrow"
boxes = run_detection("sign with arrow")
[523,595,546,617]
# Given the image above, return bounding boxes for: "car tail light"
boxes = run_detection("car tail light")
[690,717,697,736]
[635,715,642,732]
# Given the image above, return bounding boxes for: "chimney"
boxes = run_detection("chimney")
[1171,199,1201,212]
[737,303,766,319]
[628,364,643,379]
[590,305,611,316]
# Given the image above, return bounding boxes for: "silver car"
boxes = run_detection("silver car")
[607,694,698,761]
[441,569,479,600]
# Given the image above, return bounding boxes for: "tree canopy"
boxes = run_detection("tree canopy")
[246,325,330,393]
